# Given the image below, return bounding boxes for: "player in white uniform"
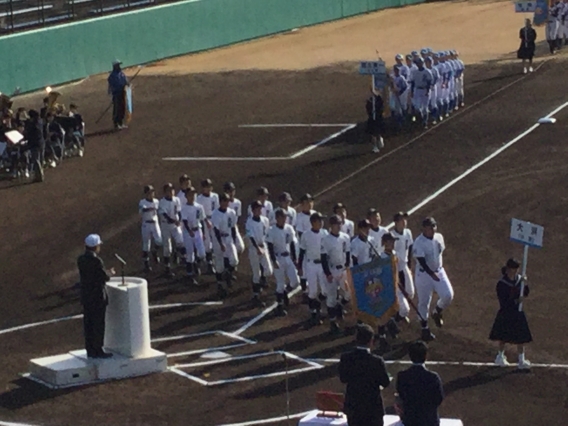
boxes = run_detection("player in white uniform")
[424,56,440,125]
[138,185,162,272]
[298,212,329,326]
[404,54,418,116]
[269,192,297,227]
[333,203,354,239]
[412,217,454,341]
[391,212,414,324]
[366,208,388,255]
[247,186,273,219]
[180,186,206,285]
[158,183,186,277]
[267,209,299,316]
[452,51,465,108]
[245,201,273,307]
[389,66,409,126]
[224,181,245,255]
[433,53,445,122]
[196,179,220,275]
[409,57,433,129]
[350,220,377,266]
[211,193,239,298]
[444,51,457,112]
[295,194,316,300]
[437,52,451,118]
[177,174,191,201]
[321,215,351,334]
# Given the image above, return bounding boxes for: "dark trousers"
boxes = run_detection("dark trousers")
[347,414,383,426]
[83,303,107,356]
[112,92,126,126]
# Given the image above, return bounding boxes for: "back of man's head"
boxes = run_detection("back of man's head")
[355,324,374,347]
[408,340,428,364]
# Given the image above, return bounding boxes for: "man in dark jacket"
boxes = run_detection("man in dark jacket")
[339,323,391,426]
[396,340,444,426]
[107,60,129,130]
[77,234,115,358]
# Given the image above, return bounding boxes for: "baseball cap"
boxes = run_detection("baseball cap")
[420,48,428,55]
[425,56,432,63]
[310,212,324,222]
[143,184,154,194]
[257,187,269,196]
[333,202,346,212]
[405,54,413,60]
[382,233,398,244]
[328,215,343,226]
[411,50,419,56]
[422,217,437,227]
[179,174,190,183]
[219,193,230,202]
[185,186,196,194]
[223,181,236,191]
[357,219,371,229]
[250,200,263,210]
[85,234,103,248]
[393,212,409,222]
[163,182,174,191]
[112,59,122,66]
[278,192,292,202]
[300,193,314,202]
[416,57,425,65]
[395,54,403,60]
[201,179,213,187]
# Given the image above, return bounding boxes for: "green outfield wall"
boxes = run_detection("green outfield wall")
[0,0,424,94]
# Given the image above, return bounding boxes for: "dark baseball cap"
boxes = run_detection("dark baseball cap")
[278,192,292,202]
[163,183,174,191]
[201,179,213,187]
[219,193,230,202]
[300,193,314,202]
[250,200,263,210]
[357,219,371,229]
[310,212,324,222]
[223,181,236,191]
[274,208,287,218]
[143,185,154,193]
[328,215,343,226]
[257,187,269,196]
[382,233,398,244]
[393,211,409,222]
[422,217,437,227]
[179,174,190,183]
[185,186,196,194]
[333,202,346,212]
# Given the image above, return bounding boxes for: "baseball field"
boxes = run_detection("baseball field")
[1,0,568,425]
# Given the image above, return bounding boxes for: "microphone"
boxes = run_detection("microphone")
[114,253,127,286]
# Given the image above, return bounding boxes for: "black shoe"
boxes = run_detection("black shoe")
[259,276,268,288]
[395,313,410,324]
[421,328,436,342]
[301,293,310,305]
[206,263,215,275]
[217,284,227,299]
[329,321,341,335]
[378,337,390,354]
[318,293,326,302]
[194,263,202,277]
[310,313,323,326]
[275,305,287,317]
[386,319,400,339]
[283,292,290,307]
[251,296,266,309]
[432,311,444,328]
[144,262,152,273]
[224,271,233,288]
[285,284,294,293]
[94,351,113,359]
[152,252,160,264]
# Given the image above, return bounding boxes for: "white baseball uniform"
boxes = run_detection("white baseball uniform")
[321,231,351,311]
[211,207,239,273]
[229,197,245,253]
[426,65,439,113]
[410,68,433,115]
[412,232,454,321]
[368,226,388,255]
[340,219,355,239]
[267,223,299,293]
[300,228,328,300]
[245,215,273,286]
[392,228,415,318]
[158,196,184,257]
[350,235,377,265]
[295,210,316,281]
[139,197,162,252]
[269,206,297,227]
[196,192,220,253]
[247,200,274,219]
[181,202,206,264]
[454,58,465,105]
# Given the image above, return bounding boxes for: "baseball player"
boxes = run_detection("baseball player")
[158,183,186,278]
[298,212,328,326]
[367,208,388,254]
[333,203,354,239]
[211,193,239,298]
[267,209,300,316]
[181,186,206,285]
[424,56,440,125]
[224,181,245,255]
[321,215,351,334]
[269,192,297,227]
[350,220,377,266]
[138,185,162,272]
[409,57,433,129]
[412,217,454,341]
[433,53,446,121]
[452,51,465,108]
[444,51,457,112]
[391,212,414,323]
[437,52,450,118]
[394,54,410,80]
[245,201,273,307]
[247,187,273,218]
[295,194,316,300]
[389,66,408,126]
[196,179,220,275]
[177,174,191,201]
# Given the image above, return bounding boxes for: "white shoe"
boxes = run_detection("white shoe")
[518,358,531,370]
[523,67,528,74]
[372,147,380,153]
[494,353,510,367]
[529,66,534,73]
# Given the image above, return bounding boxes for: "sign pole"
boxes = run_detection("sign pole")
[518,244,529,312]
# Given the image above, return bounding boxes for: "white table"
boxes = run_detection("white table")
[298,410,463,426]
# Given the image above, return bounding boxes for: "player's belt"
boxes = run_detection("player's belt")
[332,265,344,270]
[145,220,156,224]
[277,252,290,257]
[220,233,230,237]
[206,215,212,219]
[419,267,441,273]
[308,259,321,264]
[189,227,199,231]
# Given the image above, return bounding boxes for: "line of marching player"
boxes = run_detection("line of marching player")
[388,48,465,130]
[138,178,454,346]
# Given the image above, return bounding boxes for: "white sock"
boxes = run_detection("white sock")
[518,352,525,362]
[498,350,505,357]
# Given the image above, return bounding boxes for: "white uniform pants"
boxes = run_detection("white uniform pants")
[141,221,162,252]
[456,75,464,99]
[397,265,415,318]
[235,229,245,253]
[203,224,213,253]
[212,235,239,273]
[389,90,404,116]
[412,88,429,115]
[305,260,326,299]
[160,222,184,257]
[436,82,444,105]
[449,79,456,102]
[428,85,438,111]
[325,267,347,309]
[415,267,454,321]
[183,229,206,263]
[248,247,273,284]
[274,255,299,293]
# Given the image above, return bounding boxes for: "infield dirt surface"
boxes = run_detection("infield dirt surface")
[1,1,568,425]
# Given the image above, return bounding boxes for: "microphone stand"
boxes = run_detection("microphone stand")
[114,253,127,286]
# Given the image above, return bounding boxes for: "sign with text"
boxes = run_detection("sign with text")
[510,218,544,248]
[359,60,386,75]
[515,1,537,12]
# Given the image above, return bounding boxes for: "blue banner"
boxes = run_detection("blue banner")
[347,255,399,327]
[533,0,548,26]
[125,86,133,124]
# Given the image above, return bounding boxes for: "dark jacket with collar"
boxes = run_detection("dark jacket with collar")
[77,251,110,307]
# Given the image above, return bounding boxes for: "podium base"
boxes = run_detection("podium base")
[26,348,167,389]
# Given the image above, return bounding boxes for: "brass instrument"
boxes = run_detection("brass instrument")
[47,90,66,115]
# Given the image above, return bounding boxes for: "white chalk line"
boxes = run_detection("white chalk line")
[216,411,313,426]
[0,301,222,336]
[162,124,356,161]
[0,421,40,426]
[313,59,549,201]
[238,124,353,128]
[307,358,568,368]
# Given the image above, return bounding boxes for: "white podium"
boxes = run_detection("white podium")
[297,411,464,426]
[26,277,167,388]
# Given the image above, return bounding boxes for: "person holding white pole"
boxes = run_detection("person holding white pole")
[489,258,532,369]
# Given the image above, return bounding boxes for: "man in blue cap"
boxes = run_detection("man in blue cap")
[107,60,129,130]
[424,56,440,125]
[409,57,433,129]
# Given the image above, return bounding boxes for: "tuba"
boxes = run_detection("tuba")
[47,90,66,115]
[0,92,13,113]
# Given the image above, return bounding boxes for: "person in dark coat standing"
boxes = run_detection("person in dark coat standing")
[518,18,537,74]
[396,340,444,426]
[338,323,391,426]
[365,87,385,154]
[489,258,532,369]
[107,60,129,130]
[77,234,115,358]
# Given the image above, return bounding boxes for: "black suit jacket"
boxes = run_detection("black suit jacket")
[339,347,390,420]
[77,251,110,308]
[396,364,444,426]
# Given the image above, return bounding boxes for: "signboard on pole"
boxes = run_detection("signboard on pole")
[510,218,544,248]
[515,1,537,12]
[533,0,548,25]
[359,60,386,76]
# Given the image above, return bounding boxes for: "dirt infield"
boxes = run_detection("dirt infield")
[1,1,568,425]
